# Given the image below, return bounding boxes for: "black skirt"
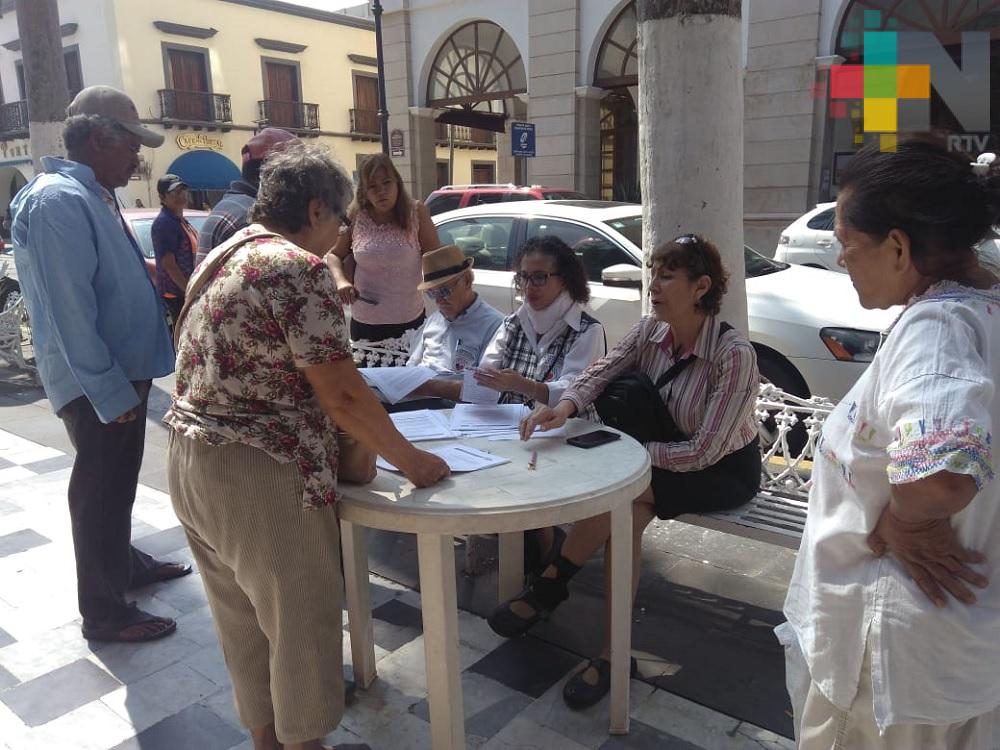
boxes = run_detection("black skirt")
[349,311,425,345]
[650,438,761,520]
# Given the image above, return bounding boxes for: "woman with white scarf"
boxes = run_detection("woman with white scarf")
[474,235,605,420]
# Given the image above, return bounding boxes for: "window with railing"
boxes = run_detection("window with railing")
[158,89,232,123]
[0,101,28,136]
[258,100,319,130]
[434,123,496,145]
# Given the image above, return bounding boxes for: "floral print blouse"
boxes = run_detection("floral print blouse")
[165,226,351,510]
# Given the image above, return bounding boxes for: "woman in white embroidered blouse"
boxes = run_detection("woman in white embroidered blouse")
[778,139,1000,749]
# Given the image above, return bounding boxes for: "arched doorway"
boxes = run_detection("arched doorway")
[426,20,527,183]
[165,150,240,209]
[825,0,1000,197]
[594,3,638,201]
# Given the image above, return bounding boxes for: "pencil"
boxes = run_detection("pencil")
[528,450,537,470]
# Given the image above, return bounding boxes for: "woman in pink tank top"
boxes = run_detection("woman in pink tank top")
[326,154,440,345]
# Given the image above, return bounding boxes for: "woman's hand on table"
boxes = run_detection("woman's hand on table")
[473,367,529,395]
[519,401,574,441]
[398,448,451,488]
[868,507,988,608]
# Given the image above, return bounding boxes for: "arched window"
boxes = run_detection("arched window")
[426,21,526,113]
[594,3,637,89]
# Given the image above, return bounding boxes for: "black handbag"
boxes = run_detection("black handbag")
[595,322,732,444]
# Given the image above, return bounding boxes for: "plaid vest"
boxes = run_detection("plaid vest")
[498,311,601,422]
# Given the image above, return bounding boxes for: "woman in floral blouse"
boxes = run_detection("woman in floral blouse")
[165,144,449,750]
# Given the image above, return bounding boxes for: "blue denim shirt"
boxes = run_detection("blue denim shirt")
[11,157,174,422]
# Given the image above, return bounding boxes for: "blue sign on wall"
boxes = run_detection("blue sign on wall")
[511,122,535,157]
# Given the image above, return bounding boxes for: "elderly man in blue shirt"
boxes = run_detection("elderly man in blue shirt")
[389,244,503,411]
[12,86,188,643]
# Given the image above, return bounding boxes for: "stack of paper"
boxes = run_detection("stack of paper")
[447,403,567,440]
[377,445,510,473]
[388,410,455,442]
[359,366,437,404]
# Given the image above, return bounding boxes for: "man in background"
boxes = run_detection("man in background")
[151,173,197,330]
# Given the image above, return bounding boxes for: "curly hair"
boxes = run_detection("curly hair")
[648,234,729,315]
[250,144,352,233]
[514,235,590,304]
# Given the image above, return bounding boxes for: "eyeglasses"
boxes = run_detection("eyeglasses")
[673,233,698,245]
[514,270,561,289]
[425,279,461,300]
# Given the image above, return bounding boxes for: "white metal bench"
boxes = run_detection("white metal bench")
[0,296,36,380]
[350,333,415,368]
[677,384,834,549]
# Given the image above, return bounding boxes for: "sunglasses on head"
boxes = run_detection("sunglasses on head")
[673,233,698,245]
[514,270,560,289]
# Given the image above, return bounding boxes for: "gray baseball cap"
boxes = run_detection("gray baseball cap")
[67,85,165,148]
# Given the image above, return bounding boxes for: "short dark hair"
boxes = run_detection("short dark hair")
[648,234,729,315]
[249,144,352,233]
[514,235,590,304]
[838,137,1000,281]
[242,158,263,187]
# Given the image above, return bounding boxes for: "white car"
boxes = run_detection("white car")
[433,200,899,403]
[774,202,840,271]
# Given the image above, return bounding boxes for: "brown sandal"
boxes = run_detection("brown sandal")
[82,606,177,643]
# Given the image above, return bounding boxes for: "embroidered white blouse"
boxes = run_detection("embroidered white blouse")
[781,282,1000,729]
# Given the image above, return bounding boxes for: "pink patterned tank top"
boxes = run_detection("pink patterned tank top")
[350,203,424,325]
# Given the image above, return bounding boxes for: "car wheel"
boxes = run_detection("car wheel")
[754,346,809,457]
[0,277,20,313]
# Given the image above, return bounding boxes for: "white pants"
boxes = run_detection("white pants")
[781,626,1000,750]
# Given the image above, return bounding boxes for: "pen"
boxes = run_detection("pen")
[528,450,537,470]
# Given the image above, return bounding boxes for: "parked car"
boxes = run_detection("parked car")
[425,183,587,216]
[432,200,900,403]
[122,208,210,282]
[774,202,840,271]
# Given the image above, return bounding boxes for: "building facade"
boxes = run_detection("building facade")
[0,0,498,213]
[382,0,1000,252]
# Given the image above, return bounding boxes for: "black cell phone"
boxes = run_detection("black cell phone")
[567,429,622,449]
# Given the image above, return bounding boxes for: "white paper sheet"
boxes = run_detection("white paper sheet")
[459,369,499,404]
[359,366,437,404]
[448,403,530,435]
[486,425,568,440]
[388,410,455,442]
[376,444,510,473]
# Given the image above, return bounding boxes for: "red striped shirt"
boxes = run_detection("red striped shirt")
[562,315,759,471]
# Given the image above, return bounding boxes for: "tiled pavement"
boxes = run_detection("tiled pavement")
[0,372,795,749]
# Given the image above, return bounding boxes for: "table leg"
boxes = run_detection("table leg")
[341,519,377,689]
[416,533,465,750]
[497,531,524,602]
[608,502,633,735]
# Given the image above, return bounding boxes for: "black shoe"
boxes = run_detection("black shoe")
[488,553,581,638]
[562,657,639,711]
[524,525,567,580]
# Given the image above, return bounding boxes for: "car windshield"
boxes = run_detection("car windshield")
[603,215,642,248]
[130,216,209,259]
[542,190,587,200]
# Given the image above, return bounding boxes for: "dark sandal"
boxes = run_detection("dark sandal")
[82,606,177,643]
[487,554,579,638]
[128,562,193,590]
[527,526,567,579]
[563,656,638,711]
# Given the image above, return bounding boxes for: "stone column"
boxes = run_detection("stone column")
[527,0,579,188]
[575,86,603,199]
[407,106,439,201]
[637,0,745,327]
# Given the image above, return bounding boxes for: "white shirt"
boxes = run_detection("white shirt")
[782,282,1000,729]
[406,295,503,373]
[479,301,605,407]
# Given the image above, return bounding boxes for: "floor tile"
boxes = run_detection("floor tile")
[410,671,533,741]
[0,467,35,486]
[132,525,190,558]
[469,636,581,699]
[0,663,17,690]
[23,697,137,750]
[630,688,748,749]
[598,718,705,749]
[734,722,795,749]
[0,658,121,726]
[90,634,201,684]
[0,620,96,682]
[21,454,76,474]
[482,715,592,750]
[108,702,245,750]
[0,430,62,465]
[0,457,13,470]
[0,497,20,517]
[0,625,13,649]
[0,529,50,558]
[148,573,209,614]
[371,598,424,651]
[100,661,220,733]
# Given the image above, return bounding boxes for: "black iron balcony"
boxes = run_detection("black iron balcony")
[0,100,28,137]
[158,89,232,125]
[257,100,319,131]
[350,108,380,135]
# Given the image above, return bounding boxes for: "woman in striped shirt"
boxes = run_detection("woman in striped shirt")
[488,234,761,710]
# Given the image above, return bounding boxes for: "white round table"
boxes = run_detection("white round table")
[337,418,651,750]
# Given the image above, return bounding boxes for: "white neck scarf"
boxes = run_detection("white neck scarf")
[525,290,575,336]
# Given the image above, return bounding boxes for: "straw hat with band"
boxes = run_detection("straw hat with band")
[417,245,474,291]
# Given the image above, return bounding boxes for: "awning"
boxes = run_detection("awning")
[166,150,240,190]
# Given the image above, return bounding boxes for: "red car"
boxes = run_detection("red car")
[122,208,210,282]
[424,183,586,216]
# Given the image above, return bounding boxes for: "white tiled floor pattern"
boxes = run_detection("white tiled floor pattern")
[0,428,793,749]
